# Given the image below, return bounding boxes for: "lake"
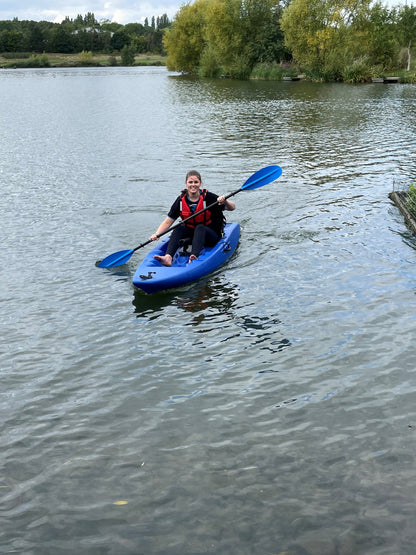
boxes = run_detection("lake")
[1,66,416,554]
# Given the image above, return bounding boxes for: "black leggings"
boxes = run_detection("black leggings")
[166,224,220,258]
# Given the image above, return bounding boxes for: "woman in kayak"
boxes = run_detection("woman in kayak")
[149,170,235,266]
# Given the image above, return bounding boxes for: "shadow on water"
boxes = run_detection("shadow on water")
[131,274,239,320]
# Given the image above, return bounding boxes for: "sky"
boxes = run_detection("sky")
[0,0,182,25]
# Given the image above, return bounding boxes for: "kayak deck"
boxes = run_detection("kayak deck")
[132,222,240,294]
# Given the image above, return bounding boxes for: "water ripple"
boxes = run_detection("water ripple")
[2,69,416,554]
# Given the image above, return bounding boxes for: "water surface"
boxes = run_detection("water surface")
[1,67,416,554]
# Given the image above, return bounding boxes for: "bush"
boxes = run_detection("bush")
[341,57,375,83]
[78,50,95,65]
[121,44,136,66]
[406,183,416,215]
[1,52,31,59]
[250,62,287,80]
[9,53,50,67]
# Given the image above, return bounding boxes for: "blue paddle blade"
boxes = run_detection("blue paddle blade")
[98,248,134,268]
[241,165,282,191]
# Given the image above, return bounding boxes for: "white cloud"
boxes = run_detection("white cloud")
[0,0,181,25]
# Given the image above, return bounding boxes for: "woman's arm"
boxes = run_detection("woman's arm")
[217,195,235,211]
[149,216,175,241]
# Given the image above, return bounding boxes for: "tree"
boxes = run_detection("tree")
[204,0,284,76]
[364,3,399,70]
[110,28,131,51]
[163,0,284,77]
[203,0,251,78]
[157,14,171,29]
[121,43,136,65]
[163,0,208,72]
[280,0,373,79]
[0,29,25,52]
[49,24,75,53]
[27,23,46,52]
[397,4,416,71]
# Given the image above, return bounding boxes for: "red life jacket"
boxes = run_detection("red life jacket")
[180,189,212,229]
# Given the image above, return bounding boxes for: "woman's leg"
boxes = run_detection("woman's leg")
[154,225,193,266]
[190,225,219,258]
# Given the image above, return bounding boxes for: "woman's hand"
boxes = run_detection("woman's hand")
[218,196,235,211]
[149,233,159,242]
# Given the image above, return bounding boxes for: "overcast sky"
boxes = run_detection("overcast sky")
[0,0,182,25]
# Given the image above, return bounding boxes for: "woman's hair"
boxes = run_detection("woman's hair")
[185,170,202,182]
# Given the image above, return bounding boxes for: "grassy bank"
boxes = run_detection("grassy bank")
[250,61,416,83]
[0,52,166,69]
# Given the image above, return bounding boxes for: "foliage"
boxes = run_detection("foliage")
[406,183,416,215]
[1,2,416,80]
[121,44,136,65]
[280,0,375,80]
[396,5,416,71]
[341,56,375,83]
[365,2,399,70]
[0,11,170,57]
[1,52,50,67]
[163,0,208,73]
[199,43,221,77]
[77,50,94,65]
[164,0,286,78]
[250,62,292,80]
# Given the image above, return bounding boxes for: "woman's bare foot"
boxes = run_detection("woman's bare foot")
[188,254,198,263]
[154,254,172,266]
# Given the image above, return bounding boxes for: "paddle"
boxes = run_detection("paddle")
[97,165,282,268]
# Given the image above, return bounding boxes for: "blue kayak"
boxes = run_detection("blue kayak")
[132,222,240,294]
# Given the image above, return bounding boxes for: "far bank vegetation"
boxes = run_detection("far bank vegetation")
[0,12,168,68]
[163,0,416,83]
[2,1,416,83]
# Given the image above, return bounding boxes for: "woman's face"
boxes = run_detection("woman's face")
[186,174,201,195]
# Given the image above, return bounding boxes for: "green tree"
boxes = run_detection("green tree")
[27,23,46,52]
[157,14,171,29]
[281,0,373,79]
[365,3,398,70]
[121,43,136,65]
[110,28,131,51]
[397,4,416,71]
[124,22,145,37]
[49,24,75,53]
[0,29,25,52]
[164,0,284,78]
[203,0,250,78]
[163,0,208,72]
[204,0,284,77]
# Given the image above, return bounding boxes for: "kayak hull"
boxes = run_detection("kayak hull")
[132,222,240,294]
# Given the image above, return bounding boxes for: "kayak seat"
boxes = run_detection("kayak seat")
[179,238,192,255]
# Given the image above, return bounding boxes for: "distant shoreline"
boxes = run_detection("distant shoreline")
[0,52,166,69]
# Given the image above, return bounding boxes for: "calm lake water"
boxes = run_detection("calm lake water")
[1,66,416,554]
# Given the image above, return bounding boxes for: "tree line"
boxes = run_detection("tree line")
[0,12,170,56]
[163,0,416,82]
[2,2,416,81]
